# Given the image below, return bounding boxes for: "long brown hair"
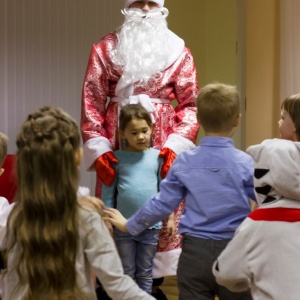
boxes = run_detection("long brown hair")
[5,106,87,299]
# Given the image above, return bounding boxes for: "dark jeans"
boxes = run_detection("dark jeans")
[177,236,252,300]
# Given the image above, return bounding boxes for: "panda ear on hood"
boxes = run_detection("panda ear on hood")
[246,139,273,162]
[247,138,300,203]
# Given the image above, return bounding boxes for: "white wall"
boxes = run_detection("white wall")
[280,0,300,100]
[0,0,123,193]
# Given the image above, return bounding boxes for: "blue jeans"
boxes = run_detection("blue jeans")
[114,228,159,294]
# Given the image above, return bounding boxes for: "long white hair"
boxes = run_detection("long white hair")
[112,8,170,84]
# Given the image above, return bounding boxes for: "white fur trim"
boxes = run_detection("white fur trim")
[152,248,181,278]
[163,134,196,155]
[166,30,184,71]
[124,0,164,8]
[83,137,113,171]
[115,78,135,99]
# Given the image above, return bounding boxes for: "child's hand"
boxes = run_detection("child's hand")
[103,208,128,232]
[166,219,176,238]
[78,196,105,215]
[166,212,176,238]
[250,199,259,212]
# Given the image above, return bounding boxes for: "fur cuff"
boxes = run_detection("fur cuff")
[83,137,112,171]
[163,134,195,154]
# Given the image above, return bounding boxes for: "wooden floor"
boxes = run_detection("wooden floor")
[161,276,178,300]
[161,276,219,300]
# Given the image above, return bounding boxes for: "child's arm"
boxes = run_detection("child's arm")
[158,156,176,237]
[106,165,184,237]
[104,209,177,237]
[77,187,114,235]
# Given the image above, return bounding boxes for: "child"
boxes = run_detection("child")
[1,106,155,300]
[104,83,256,300]
[213,138,300,299]
[278,93,300,141]
[101,103,175,295]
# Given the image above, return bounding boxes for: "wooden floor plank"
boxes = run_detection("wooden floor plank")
[161,276,178,300]
[161,276,219,300]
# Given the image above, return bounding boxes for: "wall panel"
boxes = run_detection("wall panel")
[1,0,123,192]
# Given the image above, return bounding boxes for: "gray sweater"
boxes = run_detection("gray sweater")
[2,207,154,300]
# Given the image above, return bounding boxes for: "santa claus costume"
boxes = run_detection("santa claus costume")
[81,0,199,286]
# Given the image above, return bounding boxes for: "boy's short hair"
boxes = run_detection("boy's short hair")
[197,82,240,133]
[0,132,8,167]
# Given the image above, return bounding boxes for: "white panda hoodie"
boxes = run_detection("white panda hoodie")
[213,138,300,300]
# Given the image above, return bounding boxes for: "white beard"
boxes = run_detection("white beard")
[112,8,170,84]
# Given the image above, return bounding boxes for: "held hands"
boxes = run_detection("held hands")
[95,152,118,186]
[159,148,176,179]
[103,208,128,233]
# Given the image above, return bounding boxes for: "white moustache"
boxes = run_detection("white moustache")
[121,7,169,19]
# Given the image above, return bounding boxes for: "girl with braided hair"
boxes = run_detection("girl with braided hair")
[1,106,155,300]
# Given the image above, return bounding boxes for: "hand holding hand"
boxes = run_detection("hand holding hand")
[159,148,176,179]
[103,208,128,232]
[95,152,118,186]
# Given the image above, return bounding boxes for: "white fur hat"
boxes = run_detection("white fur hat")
[124,0,164,8]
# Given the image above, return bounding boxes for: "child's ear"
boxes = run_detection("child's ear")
[75,148,83,166]
[233,113,242,127]
[0,168,4,176]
